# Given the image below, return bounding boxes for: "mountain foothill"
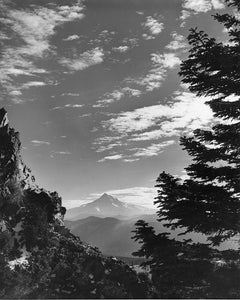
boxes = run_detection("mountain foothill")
[65,193,238,258]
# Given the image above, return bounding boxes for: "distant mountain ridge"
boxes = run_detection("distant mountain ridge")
[65,214,238,257]
[65,214,159,257]
[65,193,155,220]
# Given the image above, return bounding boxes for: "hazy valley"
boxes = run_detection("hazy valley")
[65,193,238,257]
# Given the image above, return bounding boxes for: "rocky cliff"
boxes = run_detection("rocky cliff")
[0,108,153,299]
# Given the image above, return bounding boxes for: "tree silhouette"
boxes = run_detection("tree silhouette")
[133,0,240,297]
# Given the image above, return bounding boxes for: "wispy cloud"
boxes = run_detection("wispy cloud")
[51,104,84,110]
[63,34,80,41]
[9,90,22,96]
[112,46,129,53]
[95,51,182,108]
[31,140,51,146]
[94,90,214,162]
[180,0,225,25]
[180,9,192,20]
[211,0,226,9]
[95,87,141,107]
[60,104,83,108]
[61,93,80,97]
[127,52,181,92]
[165,32,188,51]
[131,140,175,158]
[79,113,92,118]
[89,30,116,47]
[93,135,126,153]
[104,91,214,136]
[60,47,104,71]
[50,151,71,158]
[142,16,164,40]
[183,0,225,13]
[183,0,212,13]
[7,1,85,57]
[122,37,139,48]
[0,0,85,98]
[98,142,175,163]
[98,154,124,162]
[22,81,46,89]
[95,141,125,153]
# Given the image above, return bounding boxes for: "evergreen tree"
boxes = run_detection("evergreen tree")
[162,0,240,246]
[133,0,240,297]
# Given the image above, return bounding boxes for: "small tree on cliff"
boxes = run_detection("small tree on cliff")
[133,0,240,297]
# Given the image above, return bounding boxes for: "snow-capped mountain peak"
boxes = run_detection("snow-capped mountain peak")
[65,193,155,220]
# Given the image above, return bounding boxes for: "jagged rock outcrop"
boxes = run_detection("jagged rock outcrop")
[0,108,153,299]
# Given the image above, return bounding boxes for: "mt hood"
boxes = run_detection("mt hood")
[65,193,155,220]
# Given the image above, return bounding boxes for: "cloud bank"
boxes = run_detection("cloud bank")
[0,0,85,98]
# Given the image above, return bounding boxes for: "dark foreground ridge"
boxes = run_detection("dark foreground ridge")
[0,108,153,299]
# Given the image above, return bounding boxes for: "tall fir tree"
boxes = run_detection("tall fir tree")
[133,0,240,297]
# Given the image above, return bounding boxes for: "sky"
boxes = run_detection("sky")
[0,0,231,209]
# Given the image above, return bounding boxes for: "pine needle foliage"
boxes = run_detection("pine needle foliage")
[132,1,240,297]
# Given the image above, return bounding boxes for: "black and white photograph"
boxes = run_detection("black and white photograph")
[0,0,240,298]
